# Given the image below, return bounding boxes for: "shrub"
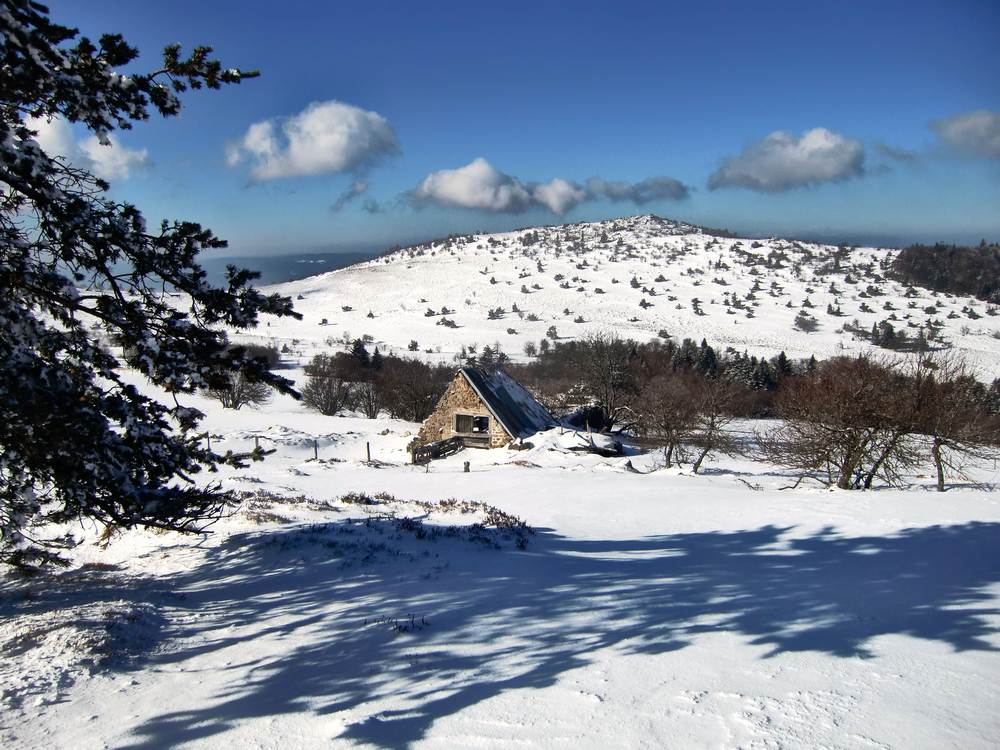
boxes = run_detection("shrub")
[379,358,453,422]
[203,344,280,409]
[793,311,818,332]
[205,371,272,410]
[300,354,352,416]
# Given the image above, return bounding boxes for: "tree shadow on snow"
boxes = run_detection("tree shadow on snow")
[114,518,999,748]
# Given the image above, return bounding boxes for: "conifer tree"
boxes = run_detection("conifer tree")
[772,351,792,377]
[0,1,299,566]
[696,339,718,377]
[350,339,371,367]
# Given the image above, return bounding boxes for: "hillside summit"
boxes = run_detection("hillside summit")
[268,215,1000,376]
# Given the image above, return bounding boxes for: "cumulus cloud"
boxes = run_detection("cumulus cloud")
[532,178,587,214]
[227,100,400,180]
[930,109,1000,158]
[708,127,865,192]
[586,175,689,203]
[29,116,148,181]
[413,158,688,215]
[413,158,533,213]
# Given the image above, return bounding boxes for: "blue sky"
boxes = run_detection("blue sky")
[41,0,1000,254]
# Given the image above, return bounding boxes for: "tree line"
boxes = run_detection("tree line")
[508,333,999,490]
[760,354,998,491]
[290,332,999,492]
[298,340,454,422]
[891,241,1000,303]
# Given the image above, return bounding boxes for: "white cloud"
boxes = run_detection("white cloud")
[29,116,77,162]
[930,109,1000,158]
[413,158,689,215]
[414,158,532,212]
[532,178,587,214]
[708,127,865,192]
[29,116,148,181]
[80,137,149,181]
[227,121,277,167]
[227,100,400,180]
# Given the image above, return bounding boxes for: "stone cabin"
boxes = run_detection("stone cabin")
[412,366,556,450]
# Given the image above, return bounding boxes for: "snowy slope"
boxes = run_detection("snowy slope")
[5,216,1000,748]
[255,215,1000,377]
[3,379,999,749]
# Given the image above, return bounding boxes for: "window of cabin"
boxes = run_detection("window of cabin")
[455,414,489,434]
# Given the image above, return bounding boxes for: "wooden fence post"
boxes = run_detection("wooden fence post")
[366,442,371,462]
[313,439,318,461]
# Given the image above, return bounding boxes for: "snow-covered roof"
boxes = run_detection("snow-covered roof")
[460,367,556,439]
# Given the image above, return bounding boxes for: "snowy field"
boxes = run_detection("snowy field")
[4,216,1000,748]
[4,375,999,749]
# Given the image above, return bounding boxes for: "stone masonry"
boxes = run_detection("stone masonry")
[413,372,512,449]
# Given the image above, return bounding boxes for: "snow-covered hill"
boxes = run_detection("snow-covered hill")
[4,388,999,748]
[6,218,1000,748]
[259,215,1000,377]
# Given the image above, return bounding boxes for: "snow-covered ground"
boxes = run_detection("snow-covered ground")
[5,216,1000,748]
[254,215,1000,378]
[4,378,999,749]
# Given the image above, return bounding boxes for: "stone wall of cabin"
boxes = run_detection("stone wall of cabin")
[413,374,512,450]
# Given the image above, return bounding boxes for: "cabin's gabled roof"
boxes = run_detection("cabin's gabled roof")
[459,367,556,439]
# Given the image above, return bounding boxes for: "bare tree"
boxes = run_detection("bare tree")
[300,354,352,416]
[378,358,452,422]
[576,332,638,431]
[205,371,272,410]
[638,371,701,467]
[764,352,1000,490]
[856,358,930,489]
[353,379,384,419]
[761,354,911,489]
[914,355,1000,491]
[690,378,741,474]
[202,344,279,410]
